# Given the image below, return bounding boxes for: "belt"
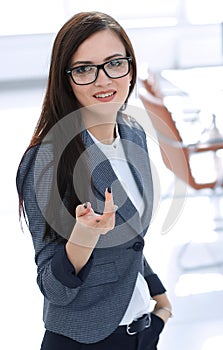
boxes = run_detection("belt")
[115,313,151,335]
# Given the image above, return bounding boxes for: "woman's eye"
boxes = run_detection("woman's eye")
[109,59,122,67]
[75,66,92,74]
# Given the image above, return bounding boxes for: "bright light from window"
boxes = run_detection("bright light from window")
[202,335,223,350]
[0,0,179,36]
[175,273,223,296]
[186,0,223,24]
[0,0,65,35]
[65,0,178,20]
[1,0,222,36]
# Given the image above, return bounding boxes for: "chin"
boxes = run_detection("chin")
[85,101,123,119]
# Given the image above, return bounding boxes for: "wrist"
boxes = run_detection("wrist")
[154,306,173,319]
[69,221,100,248]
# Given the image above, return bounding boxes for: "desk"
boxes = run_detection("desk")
[161,66,223,132]
[162,65,223,93]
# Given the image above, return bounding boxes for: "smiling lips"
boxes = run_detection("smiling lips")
[93,90,116,102]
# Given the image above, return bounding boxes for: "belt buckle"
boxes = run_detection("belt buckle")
[145,314,151,328]
[126,324,137,336]
[126,314,151,336]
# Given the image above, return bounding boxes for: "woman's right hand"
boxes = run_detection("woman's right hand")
[68,188,118,248]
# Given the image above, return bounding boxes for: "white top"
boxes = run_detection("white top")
[88,126,151,325]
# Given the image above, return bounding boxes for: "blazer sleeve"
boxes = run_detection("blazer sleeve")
[143,256,166,297]
[16,144,93,306]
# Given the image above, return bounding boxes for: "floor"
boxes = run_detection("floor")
[1,82,223,349]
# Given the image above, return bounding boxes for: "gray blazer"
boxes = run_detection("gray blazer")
[16,113,166,344]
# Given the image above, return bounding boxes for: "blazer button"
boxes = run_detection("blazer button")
[132,242,144,251]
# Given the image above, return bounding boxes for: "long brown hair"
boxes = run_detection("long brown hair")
[17,11,137,241]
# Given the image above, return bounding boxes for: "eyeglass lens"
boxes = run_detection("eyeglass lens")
[70,58,130,85]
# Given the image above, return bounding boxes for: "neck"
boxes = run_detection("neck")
[82,107,118,144]
[88,123,116,144]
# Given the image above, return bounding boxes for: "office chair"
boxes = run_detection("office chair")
[139,85,223,271]
[139,87,223,190]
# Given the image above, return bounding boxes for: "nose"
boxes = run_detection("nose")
[94,67,112,86]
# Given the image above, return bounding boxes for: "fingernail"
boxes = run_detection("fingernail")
[107,186,112,193]
[83,202,88,209]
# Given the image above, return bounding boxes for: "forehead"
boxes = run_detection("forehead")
[72,29,126,63]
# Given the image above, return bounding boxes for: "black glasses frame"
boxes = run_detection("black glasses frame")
[65,57,132,85]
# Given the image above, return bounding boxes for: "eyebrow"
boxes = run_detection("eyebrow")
[71,53,125,67]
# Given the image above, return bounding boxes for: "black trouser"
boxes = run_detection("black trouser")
[40,314,164,350]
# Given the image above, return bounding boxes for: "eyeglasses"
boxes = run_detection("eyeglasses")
[65,57,132,85]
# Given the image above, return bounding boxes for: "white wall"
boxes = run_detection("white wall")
[0,23,222,84]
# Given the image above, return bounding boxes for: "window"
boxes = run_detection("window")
[65,0,178,19]
[0,0,65,35]
[185,0,223,24]
[1,0,222,36]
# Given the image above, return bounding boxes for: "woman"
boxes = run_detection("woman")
[16,11,172,350]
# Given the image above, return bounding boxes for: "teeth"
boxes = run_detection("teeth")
[95,92,114,98]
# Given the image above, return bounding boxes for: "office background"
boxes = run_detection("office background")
[0,0,222,83]
[1,1,223,349]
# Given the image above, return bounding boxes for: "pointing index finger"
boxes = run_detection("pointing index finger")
[105,186,113,201]
[103,187,116,215]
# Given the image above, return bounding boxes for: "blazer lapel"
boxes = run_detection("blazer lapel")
[117,115,154,232]
[81,116,153,243]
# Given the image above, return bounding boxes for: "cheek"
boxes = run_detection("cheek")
[71,85,90,105]
[71,85,81,98]
[120,78,132,98]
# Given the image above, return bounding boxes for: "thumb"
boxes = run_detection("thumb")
[76,202,91,218]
